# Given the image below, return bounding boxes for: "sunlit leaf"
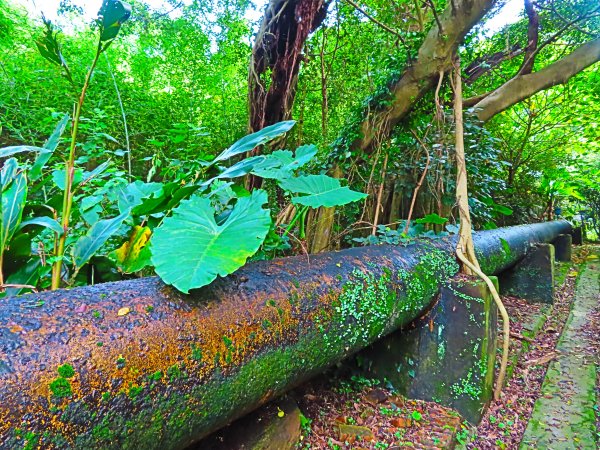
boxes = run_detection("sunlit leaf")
[19,217,64,236]
[279,175,367,208]
[117,180,163,214]
[99,0,132,42]
[81,160,112,185]
[110,225,152,273]
[415,213,448,225]
[81,195,104,225]
[213,156,265,181]
[1,162,28,252]
[0,146,46,159]
[252,144,318,181]
[211,121,295,165]
[30,114,70,181]
[52,168,83,190]
[151,190,271,293]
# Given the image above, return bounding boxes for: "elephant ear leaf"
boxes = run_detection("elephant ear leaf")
[99,0,132,42]
[279,175,367,208]
[151,190,271,293]
[211,121,295,165]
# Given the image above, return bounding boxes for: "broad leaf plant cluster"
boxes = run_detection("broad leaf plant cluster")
[0,1,366,294]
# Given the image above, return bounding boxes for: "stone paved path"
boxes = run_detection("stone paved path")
[520,251,599,449]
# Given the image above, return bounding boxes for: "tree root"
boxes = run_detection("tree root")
[456,248,510,401]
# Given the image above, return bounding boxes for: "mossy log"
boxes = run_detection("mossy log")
[0,221,570,449]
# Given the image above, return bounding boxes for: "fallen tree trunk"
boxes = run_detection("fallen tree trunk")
[0,221,571,449]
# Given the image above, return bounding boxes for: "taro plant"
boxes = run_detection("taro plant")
[1,119,366,295]
[148,120,367,293]
[0,5,365,296]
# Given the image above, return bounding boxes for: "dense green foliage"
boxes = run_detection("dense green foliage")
[0,0,598,295]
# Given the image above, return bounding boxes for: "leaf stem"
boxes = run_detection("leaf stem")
[283,205,309,239]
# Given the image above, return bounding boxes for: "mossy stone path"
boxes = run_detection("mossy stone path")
[520,250,599,449]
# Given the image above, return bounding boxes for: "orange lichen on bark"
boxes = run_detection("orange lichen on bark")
[0,280,331,439]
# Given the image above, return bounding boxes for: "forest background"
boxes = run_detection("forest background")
[0,0,598,294]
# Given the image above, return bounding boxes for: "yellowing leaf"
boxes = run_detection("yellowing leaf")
[118,307,130,316]
[110,226,152,273]
[277,407,285,418]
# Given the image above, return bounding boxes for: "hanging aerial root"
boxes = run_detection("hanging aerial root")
[456,247,510,400]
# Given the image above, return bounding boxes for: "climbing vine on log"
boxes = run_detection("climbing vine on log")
[452,56,510,400]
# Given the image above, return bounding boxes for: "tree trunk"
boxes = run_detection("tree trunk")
[348,0,495,154]
[309,164,343,253]
[247,0,329,190]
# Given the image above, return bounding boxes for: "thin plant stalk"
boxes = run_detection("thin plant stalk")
[371,153,388,235]
[404,131,431,235]
[104,53,132,180]
[283,205,309,239]
[51,41,103,290]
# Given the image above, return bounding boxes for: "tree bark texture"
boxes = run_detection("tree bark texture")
[0,221,571,449]
[247,0,328,190]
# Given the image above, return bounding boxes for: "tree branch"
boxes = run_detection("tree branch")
[348,0,495,153]
[344,0,410,50]
[516,4,600,77]
[519,0,539,74]
[474,37,600,121]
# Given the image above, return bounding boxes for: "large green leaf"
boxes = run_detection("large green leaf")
[1,162,28,252]
[214,156,265,180]
[252,145,318,181]
[279,175,367,208]
[211,121,295,165]
[72,210,128,269]
[151,190,271,293]
[99,0,132,42]
[117,180,163,213]
[30,114,70,181]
